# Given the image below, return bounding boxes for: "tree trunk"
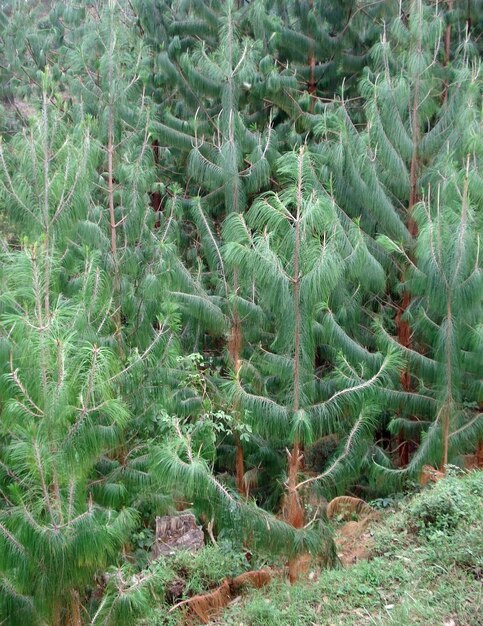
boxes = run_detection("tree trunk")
[229,270,247,497]
[476,440,483,468]
[107,7,123,357]
[286,149,305,583]
[396,290,412,466]
[440,295,453,471]
[396,70,420,466]
[234,431,247,497]
[442,0,453,103]
[150,139,163,228]
[307,0,316,112]
[52,601,62,626]
[66,590,82,626]
[287,441,304,583]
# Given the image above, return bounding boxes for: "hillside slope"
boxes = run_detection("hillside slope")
[211,470,482,626]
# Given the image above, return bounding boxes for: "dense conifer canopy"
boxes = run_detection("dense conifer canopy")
[0,0,481,623]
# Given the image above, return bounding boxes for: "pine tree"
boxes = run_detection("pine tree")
[0,76,157,624]
[0,244,136,626]
[150,0,276,216]
[223,147,401,579]
[261,0,394,104]
[0,0,481,617]
[374,157,482,479]
[149,0,280,495]
[45,0,189,517]
[0,71,94,290]
[315,0,482,470]
[0,1,178,517]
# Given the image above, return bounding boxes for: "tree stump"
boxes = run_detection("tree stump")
[152,513,204,558]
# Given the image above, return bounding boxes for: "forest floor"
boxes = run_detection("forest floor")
[147,470,482,626]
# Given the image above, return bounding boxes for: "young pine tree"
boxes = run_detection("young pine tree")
[315,0,482,469]
[150,0,278,495]
[223,147,401,580]
[375,158,482,479]
[0,246,137,626]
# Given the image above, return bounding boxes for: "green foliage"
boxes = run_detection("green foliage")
[0,89,94,249]
[305,435,340,473]
[170,543,249,594]
[150,416,334,560]
[141,544,252,626]
[0,1,481,624]
[0,249,136,625]
[408,470,483,536]
[220,472,483,626]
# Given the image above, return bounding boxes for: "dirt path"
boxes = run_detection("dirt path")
[334,513,380,566]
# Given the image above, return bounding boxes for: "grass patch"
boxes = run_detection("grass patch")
[215,470,483,626]
[142,471,482,625]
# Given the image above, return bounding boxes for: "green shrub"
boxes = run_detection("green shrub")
[408,471,482,536]
[141,543,250,625]
[166,543,249,595]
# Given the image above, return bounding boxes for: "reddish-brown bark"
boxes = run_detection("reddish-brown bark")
[228,271,247,497]
[150,140,163,228]
[395,78,420,466]
[286,150,306,583]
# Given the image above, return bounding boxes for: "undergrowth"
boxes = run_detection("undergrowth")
[142,471,482,625]
[215,470,483,626]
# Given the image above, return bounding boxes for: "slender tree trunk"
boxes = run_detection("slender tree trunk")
[223,11,248,497]
[440,408,450,471]
[440,293,453,471]
[228,272,247,497]
[52,601,62,626]
[41,88,51,318]
[307,0,316,112]
[229,291,246,499]
[40,96,65,523]
[476,399,483,468]
[150,139,162,228]
[396,291,411,466]
[107,79,117,283]
[287,149,305,583]
[67,590,82,626]
[476,439,483,468]
[442,0,453,103]
[287,442,304,583]
[440,168,468,471]
[234,431,247,496]
[107,8,123,356]
[396,68,420,466]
